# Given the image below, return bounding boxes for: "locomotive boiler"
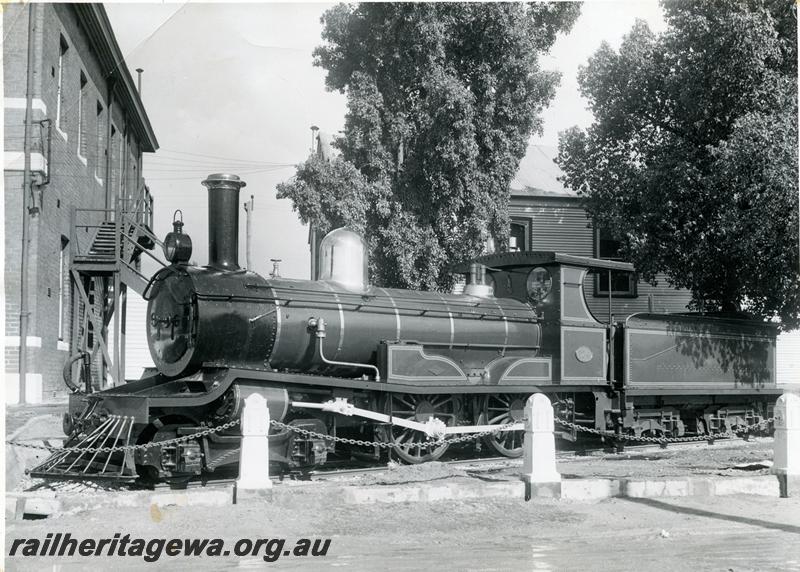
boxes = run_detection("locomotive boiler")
[32,173,781,484]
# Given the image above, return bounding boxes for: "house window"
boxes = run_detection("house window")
[58,236,69,341]
[56,36,68,132]
[77,72,88,160]
[509,219,530,252]
[594,227,637,297]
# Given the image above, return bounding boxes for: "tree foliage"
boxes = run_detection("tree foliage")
[557,0,799,329]
[278,2,580,290]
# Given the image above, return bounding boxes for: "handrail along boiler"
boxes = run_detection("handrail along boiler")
[33,173,780,482]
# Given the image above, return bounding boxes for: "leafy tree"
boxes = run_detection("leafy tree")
[557,0,799,329]
[278,2,580,290]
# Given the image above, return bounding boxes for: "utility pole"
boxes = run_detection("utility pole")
[244,195,254,270]
[19,2,38,404]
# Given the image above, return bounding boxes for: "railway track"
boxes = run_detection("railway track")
[162,435,767,488]
[26,434,770,494]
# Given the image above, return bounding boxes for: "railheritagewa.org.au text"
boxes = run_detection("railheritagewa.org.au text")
[9,533,331,563]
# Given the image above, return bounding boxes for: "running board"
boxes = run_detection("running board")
[291,398,523,439]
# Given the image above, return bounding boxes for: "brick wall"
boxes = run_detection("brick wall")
[4,3,151,402]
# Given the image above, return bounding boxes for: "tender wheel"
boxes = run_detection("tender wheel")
[382,394,456,464]
[477,394,525,458]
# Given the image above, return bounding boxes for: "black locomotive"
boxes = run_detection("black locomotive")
[33,173,780,483]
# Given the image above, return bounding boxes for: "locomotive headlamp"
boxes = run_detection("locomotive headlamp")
[526,267,552,303]
[163,210,193,264]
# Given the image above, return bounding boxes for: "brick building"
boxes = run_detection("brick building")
[4,4,158,403]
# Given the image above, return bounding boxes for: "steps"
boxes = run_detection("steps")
[86,221,118,258]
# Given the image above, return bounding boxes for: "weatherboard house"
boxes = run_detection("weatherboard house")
[508,145,692,322]
[4,4,158,403]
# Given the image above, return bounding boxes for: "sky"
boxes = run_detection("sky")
[105,1,667,280]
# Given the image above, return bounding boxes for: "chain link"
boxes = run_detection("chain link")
[269,419,522,449]
[554,416,775,444]
[6,419,241,454]
[7,413,776,455]
[7,417,517,454]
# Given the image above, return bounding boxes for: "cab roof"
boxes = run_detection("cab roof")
[452,251,635,273]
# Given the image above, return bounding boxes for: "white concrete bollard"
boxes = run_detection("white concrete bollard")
[234,393,272,502]
[772,392,800,497]
[521,393,561,500]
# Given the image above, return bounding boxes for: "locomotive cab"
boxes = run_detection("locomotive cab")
[454,252,635,386]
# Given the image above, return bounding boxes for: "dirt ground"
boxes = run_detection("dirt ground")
[5,405,65,439]
[6,490,800,571]
[327,438,776,487]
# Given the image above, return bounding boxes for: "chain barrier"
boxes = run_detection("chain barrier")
[5,419,241,454]
[269,419,522,449]
[6,417,519,454]
[554,416,775,444]
[7,414,775,455]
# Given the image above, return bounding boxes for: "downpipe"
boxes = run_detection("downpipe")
[62,352,92,394]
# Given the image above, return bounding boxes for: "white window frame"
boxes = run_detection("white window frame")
[58,239,68,340]
[77,73,86,164]
[95,101,104,184]
[55,36,68,140]
[118,133,125,197]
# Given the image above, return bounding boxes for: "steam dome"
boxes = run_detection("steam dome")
[318,228,369,290]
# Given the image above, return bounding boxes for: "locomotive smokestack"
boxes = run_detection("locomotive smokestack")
[202,173,246,270]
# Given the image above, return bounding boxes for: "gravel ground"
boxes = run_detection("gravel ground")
[316,439,776,488]
[6,490,800,571]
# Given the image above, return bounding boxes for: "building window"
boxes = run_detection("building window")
[77,72,88,160]
[118,133,125,198]
[58,236,69,341]
[509,219,530,252]
[594,227,637,297]
[110,125,117,193]
[96,101,105,181]
[56,36,68,132]
[126,151,137,200]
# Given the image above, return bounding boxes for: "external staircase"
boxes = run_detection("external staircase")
[68,188,166,389]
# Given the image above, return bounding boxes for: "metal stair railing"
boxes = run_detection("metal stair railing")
[115,194,167,295]
[67,185,165,388]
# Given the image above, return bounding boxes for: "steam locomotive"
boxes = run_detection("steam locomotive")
[32,173,780,483]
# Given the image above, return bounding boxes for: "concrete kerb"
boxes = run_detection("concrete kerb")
[6,474,782,519]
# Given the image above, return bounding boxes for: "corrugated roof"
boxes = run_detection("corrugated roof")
[510,144,576,198]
